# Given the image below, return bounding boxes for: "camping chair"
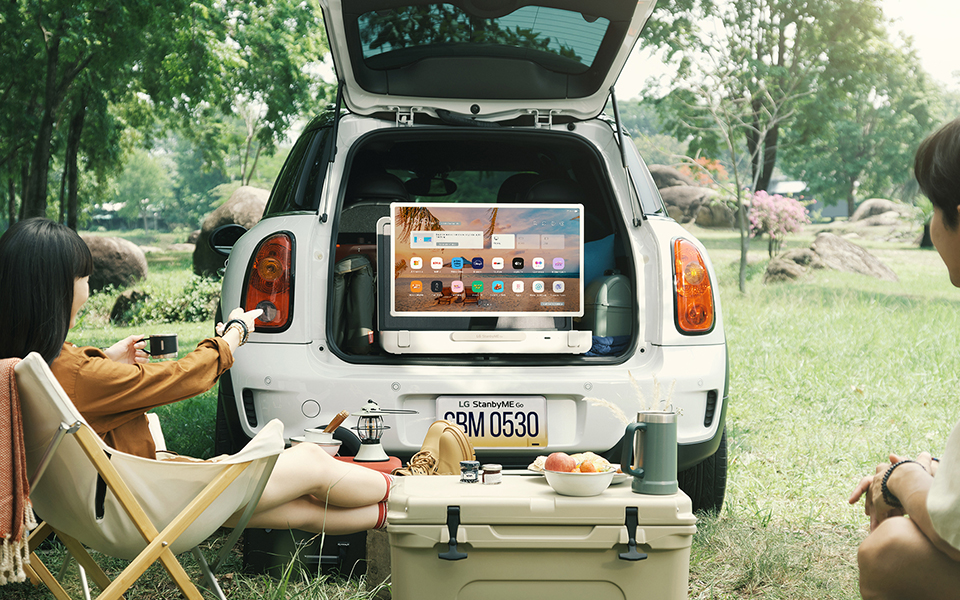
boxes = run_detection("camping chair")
[15,352,285,600]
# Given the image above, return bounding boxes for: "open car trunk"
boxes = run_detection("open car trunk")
[327,127,639,365]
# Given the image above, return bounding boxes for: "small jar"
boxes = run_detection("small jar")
[460,460,481,483]
[482,464,502,485]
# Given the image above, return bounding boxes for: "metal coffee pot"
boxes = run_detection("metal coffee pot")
[620,411,679,495]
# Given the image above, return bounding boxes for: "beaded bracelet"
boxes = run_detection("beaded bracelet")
[881,459,926,508]
[223,319,249,346]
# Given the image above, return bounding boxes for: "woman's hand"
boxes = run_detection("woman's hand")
[849,454,907,531]
[216,308,263,350]
[103,335,148,364]
[227,307,261,332]
[915,451,939,477]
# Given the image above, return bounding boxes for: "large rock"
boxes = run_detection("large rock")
[763,256,808,283]
[193,186,269,277]
[695,200,737,228]
[649,164,696,189]
[763,233,896,283]
[811,232,898,281]
[850,198,916,222]
[659,186,717,223]
[81,235,148,292]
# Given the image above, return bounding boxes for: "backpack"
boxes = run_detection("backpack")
[394,420,476,476]
[331,254,375,354]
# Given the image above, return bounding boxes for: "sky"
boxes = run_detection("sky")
[615,0,960,100]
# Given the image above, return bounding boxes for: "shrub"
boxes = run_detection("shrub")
[748,191,811,257]
[137,275,221,323]
[679,157,730,189]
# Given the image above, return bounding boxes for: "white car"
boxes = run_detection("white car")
[214,0,728,512]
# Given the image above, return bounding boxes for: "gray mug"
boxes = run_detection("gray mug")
[620,411,679,495]
[148,333,178,359]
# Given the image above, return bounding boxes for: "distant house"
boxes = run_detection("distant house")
[768,180,847,219]
[768,180,806,196]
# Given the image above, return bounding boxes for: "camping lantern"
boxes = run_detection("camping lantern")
[352,399,417,462]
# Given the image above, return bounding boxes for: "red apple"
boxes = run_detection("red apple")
[544,452,576,472]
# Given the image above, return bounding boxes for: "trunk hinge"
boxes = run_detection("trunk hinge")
[392,106,418,127]
[528,109,558,129]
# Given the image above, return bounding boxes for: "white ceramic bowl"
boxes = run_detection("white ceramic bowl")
[303,428,336,443]
[290,437,342,456]
[544,469,616,497]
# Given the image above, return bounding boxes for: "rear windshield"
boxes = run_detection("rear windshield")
[358,4,610,72]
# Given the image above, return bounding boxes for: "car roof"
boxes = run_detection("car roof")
[318,0,656,121]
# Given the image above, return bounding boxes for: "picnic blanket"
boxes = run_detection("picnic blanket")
[0,357,35,584]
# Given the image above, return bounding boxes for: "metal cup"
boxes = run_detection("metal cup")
[620,411,678,495]
[148,333,178,360]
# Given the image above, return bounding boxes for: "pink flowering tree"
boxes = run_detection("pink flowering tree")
[749,191,811,257]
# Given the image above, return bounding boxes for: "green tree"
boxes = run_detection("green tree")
[113,149,173,232]
[1,1,328,227]
[643,0,886,192]
[779,34,939,213]
[5,1,193,220]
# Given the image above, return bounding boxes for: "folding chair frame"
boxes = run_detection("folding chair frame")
[24,419,278,600]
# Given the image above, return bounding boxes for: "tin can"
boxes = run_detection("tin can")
[460,460,480,483]
[482,464,502,485]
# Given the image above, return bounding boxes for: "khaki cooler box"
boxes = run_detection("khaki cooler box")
[386,475,697,600]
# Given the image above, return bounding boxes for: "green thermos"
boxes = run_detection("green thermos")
[620,411,679,495]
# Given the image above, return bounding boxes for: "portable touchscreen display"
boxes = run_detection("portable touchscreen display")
[390,202,584,317]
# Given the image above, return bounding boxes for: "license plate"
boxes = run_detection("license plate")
[437,396,547,448]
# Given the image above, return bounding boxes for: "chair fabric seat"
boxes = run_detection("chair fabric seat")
[17,352,285,560]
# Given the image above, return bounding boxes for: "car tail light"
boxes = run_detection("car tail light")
[242,232,295,332]
[672,238,715,334]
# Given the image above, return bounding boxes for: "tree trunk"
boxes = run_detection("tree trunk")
[756,124,779,192]
[745,104,781,193]
[737,195,749,294]
[846,177,857,218]
[58,164,67,223]
[64,95,87,230]
[246,143,264,186]
[6,176,15,226]
[22,38,63,219]
[746,100,762,189]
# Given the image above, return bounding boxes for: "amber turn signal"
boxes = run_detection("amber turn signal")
[673,238,714,334]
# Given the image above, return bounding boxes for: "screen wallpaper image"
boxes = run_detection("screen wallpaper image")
[391,203,583,317]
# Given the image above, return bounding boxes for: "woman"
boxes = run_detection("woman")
[0,218,391,534]
[850,117,960,599]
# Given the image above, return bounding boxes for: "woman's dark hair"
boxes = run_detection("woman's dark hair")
[915,117,960,230]
[0,218,94,363]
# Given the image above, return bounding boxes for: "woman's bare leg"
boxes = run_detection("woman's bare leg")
[242,495,380,535]
[859,516,960,600]
[253,442,389,513]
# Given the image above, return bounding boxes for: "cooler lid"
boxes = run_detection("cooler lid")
[317,0,657,121]
[388,475,696,526]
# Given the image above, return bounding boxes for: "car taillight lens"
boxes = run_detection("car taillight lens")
[242,233,294,332]
[673,238,715,334]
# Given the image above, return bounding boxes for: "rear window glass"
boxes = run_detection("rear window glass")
[263,126,332,217]
[358,4,609,72]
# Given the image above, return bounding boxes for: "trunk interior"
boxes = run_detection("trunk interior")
[328,127,638,365]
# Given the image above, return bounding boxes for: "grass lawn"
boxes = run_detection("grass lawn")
[13,223,957,599]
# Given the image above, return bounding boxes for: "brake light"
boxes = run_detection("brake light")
[672,238,715,334]
[242,233,295,332]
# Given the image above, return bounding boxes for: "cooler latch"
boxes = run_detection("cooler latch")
[619,506,648,561]
[438,506,468,561]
